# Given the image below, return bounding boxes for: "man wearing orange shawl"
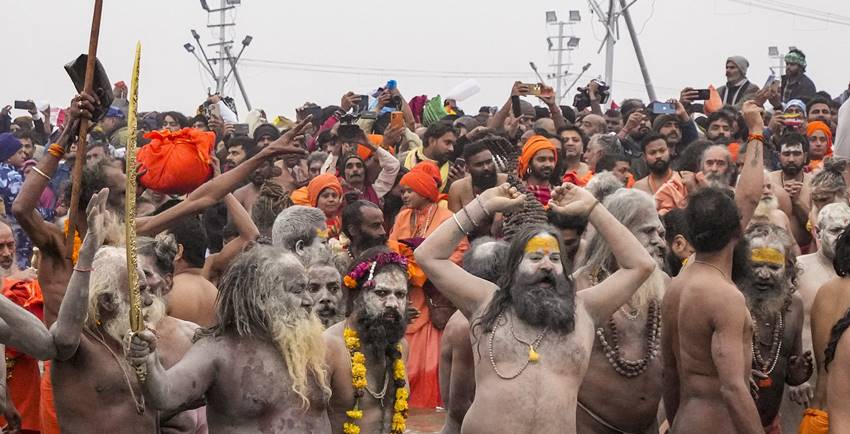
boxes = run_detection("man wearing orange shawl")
[807,121,833,172]
[0,279,43,434]
[390,161,469,408]
[307,172,343,239]
[518,136,558,205]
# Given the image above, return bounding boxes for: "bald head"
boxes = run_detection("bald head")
[533,118,556,135]
[580,114,607,138]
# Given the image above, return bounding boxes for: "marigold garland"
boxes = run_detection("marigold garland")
[344,252,413,290]
[343,327,408,434]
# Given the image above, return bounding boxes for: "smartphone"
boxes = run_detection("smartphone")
[355,95,369,113]
[234,123,250,136]
[454,158,466,170]
[649,102,676,115]
[511,95,522,118]
[521,83,542,96]
[390,111,404,130]
[692,89,710,100]
[14,100,36,111]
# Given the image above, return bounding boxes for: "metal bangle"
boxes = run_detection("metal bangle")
[30,167,51,182]
[462,205,479,228]
[452,213,469,235]
[475,196,492,218]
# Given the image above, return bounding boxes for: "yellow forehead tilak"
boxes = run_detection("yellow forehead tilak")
[751,247,785,266]
[524,234,560,254]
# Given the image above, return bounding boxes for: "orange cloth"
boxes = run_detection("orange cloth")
[518,135,557,178]
[626,173,636,188]
[562,170,594,187]
[39,361,59,434]
[1,280,43,432]
[798,408,829,434]
[654,172,688,216]
[728,142,741,162]
[807,121,834,172]
[355,135,394,160]
[307,173,343,208]
[400,162,444,203]
[290,186,310,206]
[138,128,215,194]
[389,205,468,408]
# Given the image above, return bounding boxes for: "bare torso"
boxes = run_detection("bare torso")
[768,170,812,246]
[53,317,199,434]
[796,252,834,353]
[198,334,331,433]
[751,295,804,426]
[810,277,850,409]
[324,321,406,434]
[234,184,260,216]
[461,301,595,434]
[438,311,475,434]
[576,308,663,434]
[36,229,73,327]
[663,267,754,433]
[169,271,219,327]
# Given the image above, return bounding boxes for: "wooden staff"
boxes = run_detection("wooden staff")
[66,0,104,258]
[126,42,145,383]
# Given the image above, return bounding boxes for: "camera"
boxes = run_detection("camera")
[573,79,610,112]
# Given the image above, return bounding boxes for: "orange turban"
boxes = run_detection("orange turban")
[518,135,558,178]
[807,120,833,156]
[400,161,443,203]
[307,173,343,207]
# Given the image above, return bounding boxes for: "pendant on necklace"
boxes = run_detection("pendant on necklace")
[528,346,540,362]
[758,377,773,388]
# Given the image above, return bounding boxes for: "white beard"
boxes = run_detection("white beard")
[754,196,779,219]
[103,297,167,343]
[628,267,665,311]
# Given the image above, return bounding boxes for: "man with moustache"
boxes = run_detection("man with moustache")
[336,137,400,206]
[41,190,196,433]
[517,135,558,206]
[342,200,388,262]
[662,101,766,433]
[634,134,674,195]
[573,188,668,434]
[128,246,332,433]
[416,182,656,433]
[737,224,812,431]
[325,247,411,433]
[767,133,813,247]
[307,256,345,328]
[558,126,592,187]
[233,155,282,216]
[448,137,508,239]
[438,237,508,434]
[752,176,797,244]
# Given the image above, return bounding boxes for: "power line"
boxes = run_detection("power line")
[240,58,532,79]
[729,0,850,26]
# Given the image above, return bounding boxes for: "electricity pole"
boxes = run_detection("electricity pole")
[545,10,582,106]
[183,0,253,111]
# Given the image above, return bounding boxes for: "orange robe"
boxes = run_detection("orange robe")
[389,205,469,408]
[799,408,829,434]
[1,280,43,432]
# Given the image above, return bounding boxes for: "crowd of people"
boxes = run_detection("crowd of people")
[0,47,849,434]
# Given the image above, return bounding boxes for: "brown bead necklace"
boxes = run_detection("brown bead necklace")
[595,299,662,378]
[751,310,785,388]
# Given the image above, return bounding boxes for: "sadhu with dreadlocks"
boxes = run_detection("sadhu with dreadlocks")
[324,246,412,434]
[128,245,332,433]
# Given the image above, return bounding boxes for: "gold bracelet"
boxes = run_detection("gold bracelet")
[30,166,51,182]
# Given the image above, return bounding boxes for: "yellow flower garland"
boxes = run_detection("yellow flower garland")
[63,219,82,265]
[343,327,409,434]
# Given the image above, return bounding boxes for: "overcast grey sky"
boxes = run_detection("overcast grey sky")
[2,0,848,120]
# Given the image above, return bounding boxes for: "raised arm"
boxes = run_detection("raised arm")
[370,144,400,198]
[0,296,54,361]
[50,188,109,361]
[735,101,766,231]
[551,184,655,325]
[711,290,764,434]
[137,117,311,236]
[415,184,524,318]
[128,329,216,411]
[12,94,96,251]
[487,82,526,130]
[203,193,258,284]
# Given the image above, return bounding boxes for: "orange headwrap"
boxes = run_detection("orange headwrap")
[400,161,443,203]
[518,135,558,178]
[307,173,343,207]
[807,120,833,156]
